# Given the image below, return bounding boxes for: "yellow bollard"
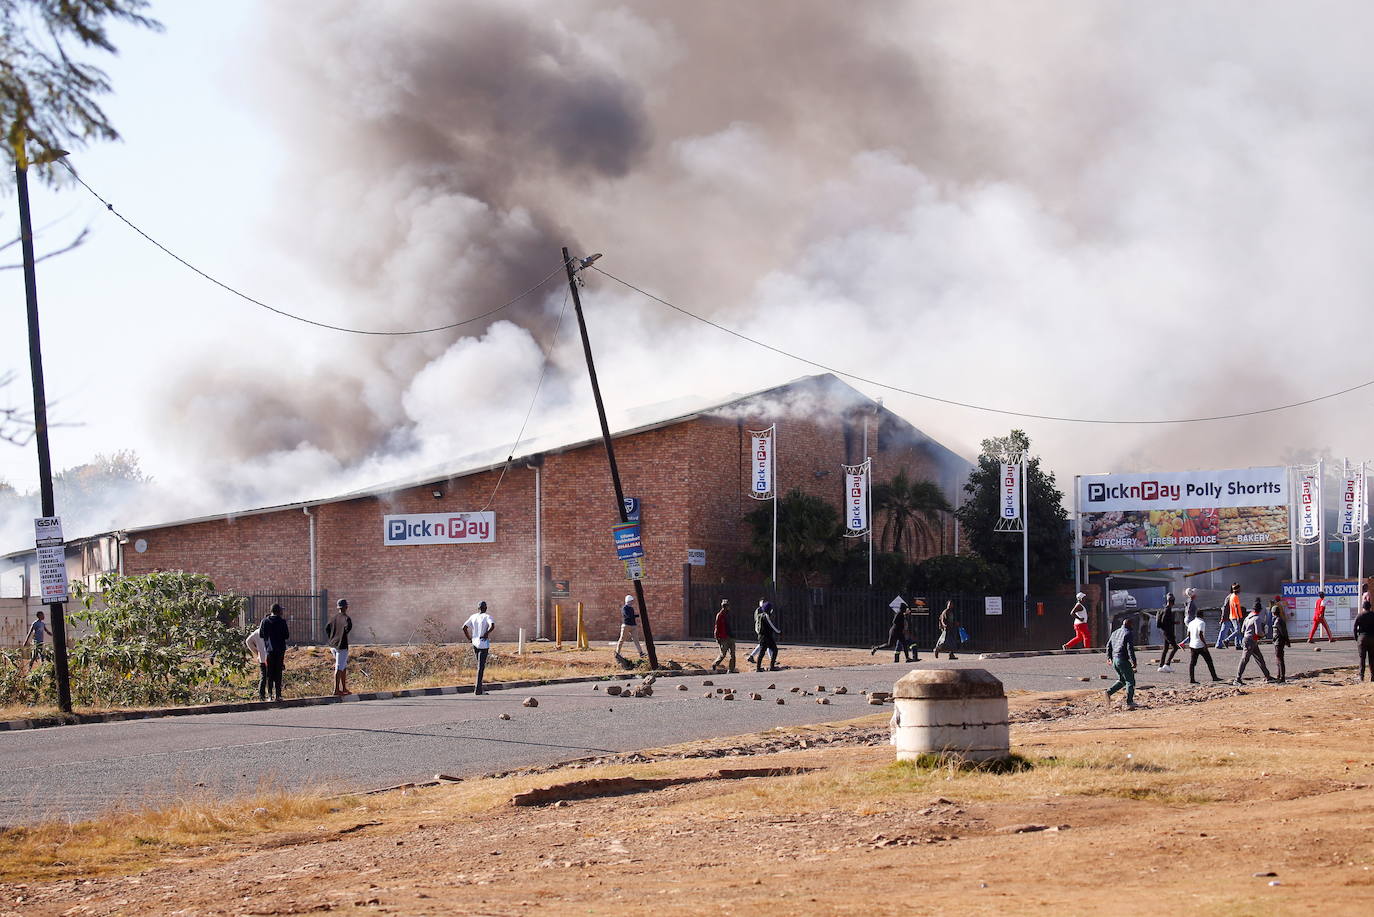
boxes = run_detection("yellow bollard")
[555,603,563,649]
[576,602,588,650]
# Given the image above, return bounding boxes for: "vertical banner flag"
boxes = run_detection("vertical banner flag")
[999,462,1022,521]
[1340,469,1366,539]
[1297,468,1321,543]
[843,460,870,536]
[748,426,775,500]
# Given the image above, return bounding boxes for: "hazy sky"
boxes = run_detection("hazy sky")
[4,1,1374,553]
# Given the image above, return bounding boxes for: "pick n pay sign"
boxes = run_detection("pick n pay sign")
[383,512,496,545]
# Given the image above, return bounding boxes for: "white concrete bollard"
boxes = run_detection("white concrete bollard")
[891,668,1009,763]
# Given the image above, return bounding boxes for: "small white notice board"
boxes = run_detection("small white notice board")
[34,516,68,603]
[984,596,1003,616]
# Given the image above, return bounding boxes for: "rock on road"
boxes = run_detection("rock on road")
[0,643,1355,824]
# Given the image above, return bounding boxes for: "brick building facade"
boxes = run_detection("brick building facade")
[4,375,970,643]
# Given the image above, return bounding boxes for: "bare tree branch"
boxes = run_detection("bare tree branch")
[0,226,90,270]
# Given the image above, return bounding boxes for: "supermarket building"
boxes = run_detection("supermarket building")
[1,375,970,644]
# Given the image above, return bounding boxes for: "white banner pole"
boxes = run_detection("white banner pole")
[1359,460,1367,606]
[1021,455,1029,628]
[1073,475,1082,597]
[867,458,873,586]
[1290,465,1298,583]
[1344,458,1351,578]
[1318,458,1326,590]
[772,425,778,587]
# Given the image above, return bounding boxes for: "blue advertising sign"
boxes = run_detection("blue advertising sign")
[623,496,640,523]
[613,522,644,560]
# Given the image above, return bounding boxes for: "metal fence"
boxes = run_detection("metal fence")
[688,583,1081,654]
[241,591,329,645]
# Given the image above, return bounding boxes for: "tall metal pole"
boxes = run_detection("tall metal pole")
[1021,455,1029,629]
[1318,458,1326,591]
[561,248,657,668]
[1344,458,1350,579]
[1359,461,1367,605]
[771,426,777,588]
[16,150,73,712]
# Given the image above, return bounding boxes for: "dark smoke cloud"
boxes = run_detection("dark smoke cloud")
[137,0,1374,519]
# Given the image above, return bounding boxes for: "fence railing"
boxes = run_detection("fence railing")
[688,583,1082,654]
[240,591,329,645]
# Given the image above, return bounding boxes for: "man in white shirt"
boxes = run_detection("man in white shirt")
[463,600,496,695]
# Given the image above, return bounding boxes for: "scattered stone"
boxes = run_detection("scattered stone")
[1314,647,1322,652]
[606,685,623,697]
[817,697,830,705]
[593,685,600,691]
[1099,674,1110,679]
[498,713,511,720]
[994,824,1049,834]
[631,685,652,697]
[523,697,539,708]
[868,696,884,705]
[717,687,727,694]
[703,692,714,698]
[750,693,763,701]
[767,684,776,690]
[1253,872,1277,878]
[703,680,714,686]
[776,698,785,705]
[643,675,657,685]
[790,686,801,693]
[834,686,848,695]
[678,684,688,691]
[723,693,736,701]
[1268,881,1282,887]
[1078,677,1091,682]
[816,685,827,692]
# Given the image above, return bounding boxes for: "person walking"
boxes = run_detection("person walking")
[933,601,960,659]
[1063,593,1091,650]
[1217,584,1243,650]
[1355,600,1374,681]
[1255,597,1270,644]
[1272,599,1291,683]
[1157,592,1180,672]
[258,603,290,702]
[463,600,496,694]
[325,599,353,696]
[1185,609,1223,683]
[753,600,782,672]
[711,599,737,673]
[1307,590,1334,643]
[871,603,916,663]
[244,623,269,701]
[1184,587,1199,623]
[615,594,644,659]
[1104,615,1138,709]
[22,610,49,664]
[1233,603,1275,685]
[1267,595,1284,641]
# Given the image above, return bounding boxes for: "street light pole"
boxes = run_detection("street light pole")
[14,143,73,712]
[561,247,658,669]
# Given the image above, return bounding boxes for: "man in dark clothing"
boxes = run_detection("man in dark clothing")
[711,599,737,673]
[1272,598,1292,683]
[752,600,781,672]
[325,599,353,696]
[1104,616,1138,709]
[259,603,290,702]
[1355,601,1374,681]
[1157,592,1179,672]
[871,604,917,663]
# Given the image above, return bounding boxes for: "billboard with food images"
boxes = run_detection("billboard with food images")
[1078,466,1289,551]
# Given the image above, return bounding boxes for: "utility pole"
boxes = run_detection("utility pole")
[15,141,73,712]
[562,247,658,669]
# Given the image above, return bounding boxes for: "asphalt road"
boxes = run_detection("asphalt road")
[1,642,1358,825]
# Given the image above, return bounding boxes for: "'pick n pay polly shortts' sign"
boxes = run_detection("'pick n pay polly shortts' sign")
[384,512,495,545]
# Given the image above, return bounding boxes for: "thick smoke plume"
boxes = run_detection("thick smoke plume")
[27,0,1374,543]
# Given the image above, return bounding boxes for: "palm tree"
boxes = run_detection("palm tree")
[873,469,953,559]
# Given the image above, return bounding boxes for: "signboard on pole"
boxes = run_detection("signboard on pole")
[1078,466,1289,550]
[613,522,645,560]
[1297,469,1320,543]
[687,548,706,567]
[999,463,1021,521]
[984,596,1004,616]
[34,516,68,603]
[843,460,870,536]
[623,496,641,523]
[1339,471,1365,539]
[624,556,647,581]
[748,426,775,500]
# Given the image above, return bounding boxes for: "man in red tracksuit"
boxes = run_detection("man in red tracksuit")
[1307,590,1334,642]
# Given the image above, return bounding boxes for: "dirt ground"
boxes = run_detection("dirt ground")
[4,668,1374,915]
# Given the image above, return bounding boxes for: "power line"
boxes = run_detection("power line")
[593,266,1374,426]
[61,161,564,335]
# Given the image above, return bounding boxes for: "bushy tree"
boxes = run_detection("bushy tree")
[69,571,247,706]
[954,430,1071,594]
[914,553,1011,595]
[2,0,162,184]
[742,488,847,587]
